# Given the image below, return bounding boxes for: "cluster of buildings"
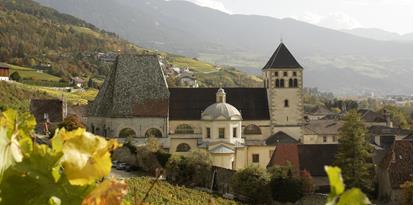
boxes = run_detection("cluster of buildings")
[28,42,412,200]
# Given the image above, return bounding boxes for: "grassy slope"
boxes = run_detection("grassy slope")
[0,81,98,111]
[8,64,61,81]
[126,177,241,205]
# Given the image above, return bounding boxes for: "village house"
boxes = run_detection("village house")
[87,42,305,170]
[0,63,10,81]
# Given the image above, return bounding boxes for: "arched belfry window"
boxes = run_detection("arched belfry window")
[293,79,298,87]
[289,79,293,88]
[275,79,280,88]
[244,124,262,135]
[284,99,289,107]
[280,79,285,88]
[176,143,191,152]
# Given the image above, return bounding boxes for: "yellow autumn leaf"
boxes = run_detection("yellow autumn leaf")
[0,127,23,181]
[81,179,128,205]
[53,128,120,185]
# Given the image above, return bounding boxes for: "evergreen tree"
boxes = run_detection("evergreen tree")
[9,71,21,82]
[334,110,374,192]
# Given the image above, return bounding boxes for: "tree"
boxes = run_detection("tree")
[231,165,271,203]
[300,169,315,194]
[58,115,85,131]
[9,71,21,82]
[334,110,374,193]
[87,78,93,88]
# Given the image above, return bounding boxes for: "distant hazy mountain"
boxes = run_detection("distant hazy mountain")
[34,0,413,95]
[341,28,413,42]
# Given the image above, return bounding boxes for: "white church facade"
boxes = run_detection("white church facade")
[87,42,305,170]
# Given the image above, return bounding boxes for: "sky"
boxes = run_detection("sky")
[183,0,413,34]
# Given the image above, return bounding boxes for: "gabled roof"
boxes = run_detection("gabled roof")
[262,42,302,70]
[169,88,270,120]
[209,144,235,154]
[304,120,344,135]
[380,140,413,188]
[358,109,386,122]
[266,131,298,145]
[268,144,299,171]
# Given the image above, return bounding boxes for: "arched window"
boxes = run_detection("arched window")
[176,143,191,152]
[175,124,194,134]
[119,128,137,138]
[293,79,298,87]
[289,78,293,87]
[244,124,262,135]
[280,79,285,88]
[145,128,162,138]
[284,99,289,107]
[275,79,280,88]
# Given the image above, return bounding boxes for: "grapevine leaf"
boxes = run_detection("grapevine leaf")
[325,166,345,204]
[0,109,36,139]
[54,129,120,185]
[337,188,371,205]
[0,128,23,182]
[49,196,61,205]
[81,179,128,205]
[0,143,93,205]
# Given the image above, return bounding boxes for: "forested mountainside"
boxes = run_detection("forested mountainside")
[0,0,261,87]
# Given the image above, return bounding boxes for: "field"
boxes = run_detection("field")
[0,81,98,111]
[126,177,241,205]
[8,64,61,81]
[169,56,217,73]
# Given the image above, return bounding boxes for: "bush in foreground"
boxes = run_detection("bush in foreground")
[230,165,271,203]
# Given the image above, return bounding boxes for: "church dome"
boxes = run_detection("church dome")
[201,88,242,120]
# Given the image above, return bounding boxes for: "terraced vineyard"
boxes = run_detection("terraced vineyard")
[126,177,242,205]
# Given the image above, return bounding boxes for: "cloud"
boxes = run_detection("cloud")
[184,0,232,13]
[297,11,362,30]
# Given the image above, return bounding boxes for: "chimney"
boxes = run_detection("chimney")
[384,109,393,128]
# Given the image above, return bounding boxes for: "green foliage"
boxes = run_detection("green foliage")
[166,149,212,187]
[270,176,304,203]
[334,110,374,193]
[325,166,371,205]
[9,71,21,82]
[58,114,86,131]
[155,151,171,167]
[0,109,125,205]
[126,177,240,205]
[268,165,307,203]
[231,165,271,203]
[383,105,412,129]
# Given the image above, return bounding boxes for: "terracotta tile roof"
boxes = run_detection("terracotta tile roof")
[262,42,302,70]
[381,140,413,188]
[169,88,270,120]
[268,144,299,171]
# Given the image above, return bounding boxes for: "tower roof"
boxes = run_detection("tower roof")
[88,54,169,117]
[262,42,302,70]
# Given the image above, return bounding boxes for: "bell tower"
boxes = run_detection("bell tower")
[263,42,304,141]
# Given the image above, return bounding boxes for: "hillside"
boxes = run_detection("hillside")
[126,177,241,205]
[0,0,261,88]
[341,28,412,42]
[34,0,413,95]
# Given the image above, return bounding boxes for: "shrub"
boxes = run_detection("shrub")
[270,176,304,203]
[10,71,21,82]
[58,114,85,131]
[300,169,315,193]
[231,165,271,203]
[165,149,212,187]
[155,151,171,167]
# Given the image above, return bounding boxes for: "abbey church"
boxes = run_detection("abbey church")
[88,42,304,170]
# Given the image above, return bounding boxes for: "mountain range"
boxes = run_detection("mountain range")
[341,28,412,42]
[34,0,413,95]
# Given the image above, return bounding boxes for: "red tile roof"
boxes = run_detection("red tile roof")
[268,144,299,172]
